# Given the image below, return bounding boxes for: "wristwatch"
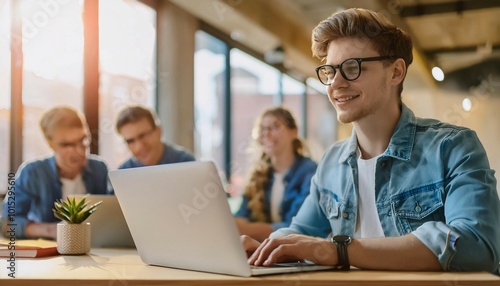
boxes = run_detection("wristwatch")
[331,235,352,270]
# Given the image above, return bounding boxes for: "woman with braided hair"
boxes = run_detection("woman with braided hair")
[234,107,317,241]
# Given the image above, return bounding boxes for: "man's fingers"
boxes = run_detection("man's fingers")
[263,244,300,266]
[253,238,300,266]
[248,235,319,266]
[248,238,267,264]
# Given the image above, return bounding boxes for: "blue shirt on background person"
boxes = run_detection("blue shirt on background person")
[235,155,317,231]
[1,155,111,239]
[119,143,195,169]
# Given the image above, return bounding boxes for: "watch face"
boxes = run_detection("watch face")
[332,235,352,244]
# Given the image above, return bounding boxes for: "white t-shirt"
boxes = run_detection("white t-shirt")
[270,171,286,223]
[60,173,87,199]
[354,153,385,239]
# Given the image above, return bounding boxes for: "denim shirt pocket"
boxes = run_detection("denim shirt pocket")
[318,189,340,219]
[391,184,445,234]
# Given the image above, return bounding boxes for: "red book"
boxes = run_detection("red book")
[0,239,59,258]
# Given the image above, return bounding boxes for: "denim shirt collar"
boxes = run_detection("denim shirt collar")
[338,103,416,164]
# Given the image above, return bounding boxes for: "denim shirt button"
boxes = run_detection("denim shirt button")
[328,207,332,212]
[381,161,387,168]
[415,204,422,213]
[342,212,349,219]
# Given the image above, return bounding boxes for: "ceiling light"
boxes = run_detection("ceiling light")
[230,29,245,42]
[431,66,445,81]
[264,46,285,65]
[462,98,472,112]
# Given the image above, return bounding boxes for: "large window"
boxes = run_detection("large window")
[1,0,157,185]
[306,78,337,162]
[98,0,156,169]
[194,31,227,172]
[0,0,11,192]
[21,0,84,161]
[282,74,306,137]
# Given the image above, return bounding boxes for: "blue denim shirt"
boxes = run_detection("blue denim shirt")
[1,155,111,238]
[272,104,500,273]
[235,156,317,231]
[119,143,195,169]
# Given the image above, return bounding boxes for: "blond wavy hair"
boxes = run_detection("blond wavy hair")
[244,107,308,222]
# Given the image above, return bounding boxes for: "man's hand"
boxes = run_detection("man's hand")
[25,222,57,240]
[247,234,337,266]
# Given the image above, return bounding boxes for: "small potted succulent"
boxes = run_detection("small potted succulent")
[53,196,102,255]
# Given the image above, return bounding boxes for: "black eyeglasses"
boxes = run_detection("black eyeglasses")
[315,55,394,85]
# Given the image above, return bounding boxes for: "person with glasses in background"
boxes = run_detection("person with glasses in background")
[243,8,500,274]
[115,105,195,169]
[0,106,111,240]
[234,107,317,242]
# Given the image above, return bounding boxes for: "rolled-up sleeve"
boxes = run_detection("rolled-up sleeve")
[414,129,500,273]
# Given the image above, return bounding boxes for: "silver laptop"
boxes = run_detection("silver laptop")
[70,195,135,248]
[108,161,335,277]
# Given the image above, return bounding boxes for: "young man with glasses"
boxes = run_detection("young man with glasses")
[243,8,500,273]
[115,105,195,169]
[0,106,111,239]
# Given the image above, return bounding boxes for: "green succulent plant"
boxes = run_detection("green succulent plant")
[53,196,102,224]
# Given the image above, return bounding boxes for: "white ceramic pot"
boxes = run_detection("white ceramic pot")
[56,222,91,255]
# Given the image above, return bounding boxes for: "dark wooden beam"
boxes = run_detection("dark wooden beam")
[400,0,500,17]
[83,0,99,154]
[10,0,23,173]
[424,44,500,56]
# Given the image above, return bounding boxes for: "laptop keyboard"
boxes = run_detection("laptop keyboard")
[250,261,316,269]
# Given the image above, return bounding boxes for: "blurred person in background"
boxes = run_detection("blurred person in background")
[234,107,317,242]
[1,106,111,239]
[115,105,195,169]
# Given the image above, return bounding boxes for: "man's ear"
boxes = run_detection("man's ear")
[391,58,406,86]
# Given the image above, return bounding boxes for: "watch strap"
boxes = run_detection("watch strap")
[337,240,349,270]
[331,235,351,270]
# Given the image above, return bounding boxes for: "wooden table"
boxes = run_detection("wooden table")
[1,248,498,285]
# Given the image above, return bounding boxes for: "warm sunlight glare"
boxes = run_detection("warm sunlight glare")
[0,0,11,109]
[22,0,84,86]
